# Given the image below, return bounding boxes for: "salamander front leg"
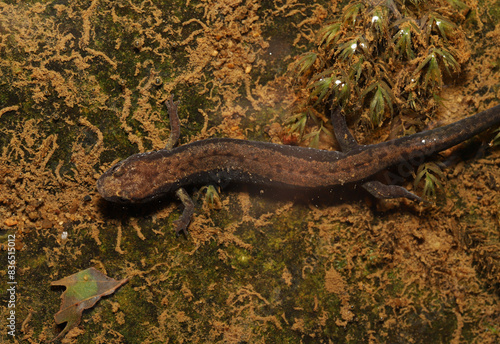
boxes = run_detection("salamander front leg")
[173,188,195,236]
[362,181,424,203]
[164,95,181,150]
[164,96,194,235]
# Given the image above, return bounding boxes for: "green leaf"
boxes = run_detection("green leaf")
[328,71,351,107]
[414,47,459,91]
[287,111,309,136]
[310,76,333,101]
[343,2,365,26]
[427,13,456,41]
[349,55,365,81]
[378,81,394,113]
[199,185,222,210]
[303,124,331,148]
[392,20,419,60]
[51,268,129,342]
[369,87,386,125]
[308,69,337,103]
[319,22,342,47]
[338,38,360,60]
[361,81,394,125]
[370,6,389,34]
[414,162,444,198]
[337,78,351,104]
[434,47,459,75]
[444,0,469,10]
[294,52,318,75]
[414,51,442,89]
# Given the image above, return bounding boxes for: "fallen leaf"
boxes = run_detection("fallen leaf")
[50,267,128,342]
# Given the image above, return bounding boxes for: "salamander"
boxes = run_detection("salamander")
[97,96,500,235]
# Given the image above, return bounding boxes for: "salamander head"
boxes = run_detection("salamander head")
[96,152,170,203]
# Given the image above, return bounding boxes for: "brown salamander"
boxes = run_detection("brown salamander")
[97,97,500,235]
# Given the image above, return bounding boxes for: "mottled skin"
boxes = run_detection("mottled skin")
[97,99,500,234]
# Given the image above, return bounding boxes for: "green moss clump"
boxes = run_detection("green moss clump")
[292,0,471,127]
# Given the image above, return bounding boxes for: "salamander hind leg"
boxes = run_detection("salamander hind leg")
[362,181,425,203]
[327,97,359,153]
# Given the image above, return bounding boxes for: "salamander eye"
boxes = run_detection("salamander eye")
[111,164,125,178]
